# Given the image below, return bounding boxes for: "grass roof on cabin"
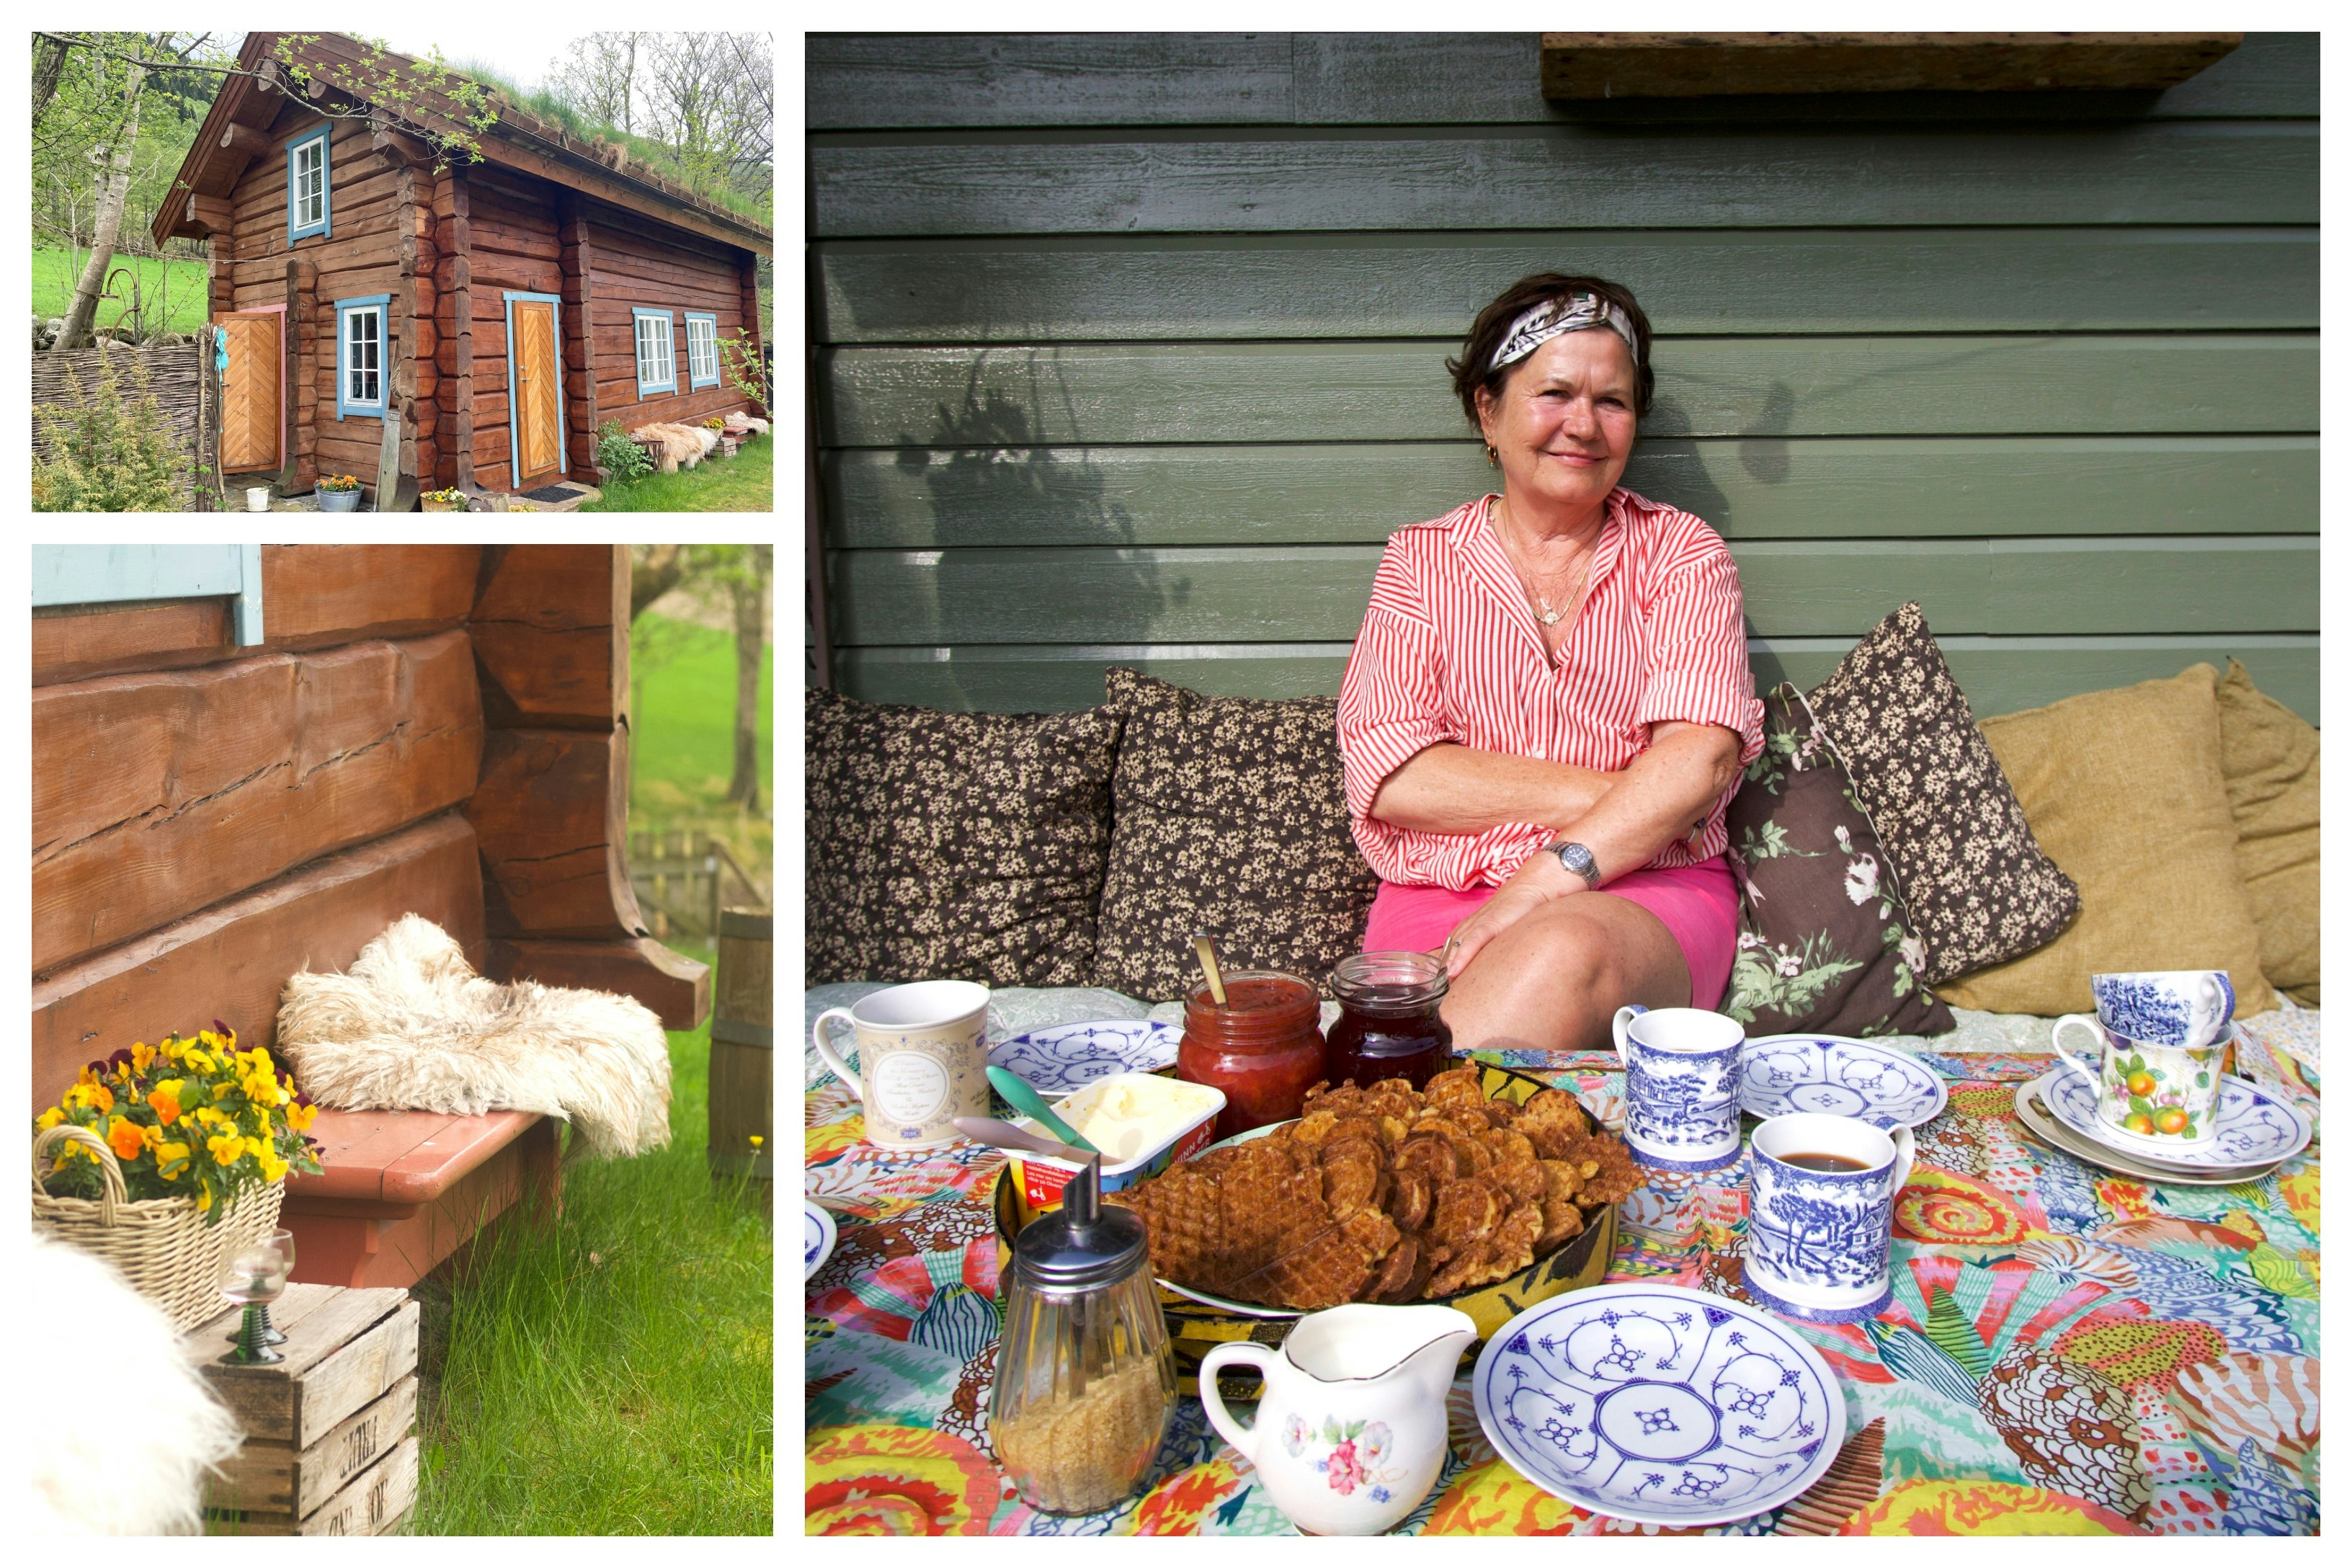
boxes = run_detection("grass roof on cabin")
[435,55,772,226]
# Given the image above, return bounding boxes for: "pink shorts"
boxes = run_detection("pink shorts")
[1360,855,1740,1012]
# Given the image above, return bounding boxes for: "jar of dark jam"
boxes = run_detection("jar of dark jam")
[1324,951,1452,1092]
[1176,969,1327,1140]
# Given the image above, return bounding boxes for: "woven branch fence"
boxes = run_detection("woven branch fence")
[30,334,218,509]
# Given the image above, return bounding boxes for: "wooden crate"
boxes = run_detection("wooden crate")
[184,1283,421,1536]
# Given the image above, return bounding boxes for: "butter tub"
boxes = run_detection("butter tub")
[1008,1072,1226,1210]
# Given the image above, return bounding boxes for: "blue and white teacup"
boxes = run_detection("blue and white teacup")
[1742,1112,1915,1325]
[1609,1005,1745,1172]
[2090,970,2236,1052]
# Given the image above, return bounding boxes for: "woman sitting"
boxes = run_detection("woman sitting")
[1337,273,1763,1053]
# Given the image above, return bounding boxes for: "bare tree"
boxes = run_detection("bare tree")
[52,38,151,352]
[726,543,772,813]
[631,543,690,620]
[549,32,649,135]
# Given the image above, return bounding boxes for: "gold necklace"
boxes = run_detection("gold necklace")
[1491,498,1592,628]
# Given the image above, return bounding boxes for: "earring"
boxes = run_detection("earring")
[1484,443,1499,467]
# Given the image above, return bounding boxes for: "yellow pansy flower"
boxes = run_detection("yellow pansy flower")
[195,1186,213,1213]
[36,1107,65,1131]
[130,1041,156,1073]
[287,1100,318,1132]
[259,1153,289,1182]
[207,1131,245,1167]
[156,1141,191,1179]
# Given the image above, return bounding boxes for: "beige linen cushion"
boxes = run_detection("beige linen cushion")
[1934,665,2275,1018]
[2216,659,2320,1005]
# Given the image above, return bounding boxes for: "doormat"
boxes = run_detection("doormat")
[520,484,581,502]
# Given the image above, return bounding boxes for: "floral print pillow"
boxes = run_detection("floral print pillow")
[1721,685,1955,1038]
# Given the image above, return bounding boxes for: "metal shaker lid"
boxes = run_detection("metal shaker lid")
[1012,1154,1148,1290]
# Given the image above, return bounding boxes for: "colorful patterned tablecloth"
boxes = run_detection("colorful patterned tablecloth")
[806,999,2320,1536]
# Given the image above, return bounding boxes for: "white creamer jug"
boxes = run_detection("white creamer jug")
[1198,1303,1475,1536]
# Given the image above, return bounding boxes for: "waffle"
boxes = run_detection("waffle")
[1118,1071,1642,1309]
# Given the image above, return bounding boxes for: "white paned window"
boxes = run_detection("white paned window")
[295,139,325,229]
[686,314,719,388]
[634,309,676,395]
[336,298,386,416]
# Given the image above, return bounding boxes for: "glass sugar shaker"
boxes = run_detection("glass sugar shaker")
[989,1155,1176,1515]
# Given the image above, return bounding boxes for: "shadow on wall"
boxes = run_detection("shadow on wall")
[894,351,1171,711]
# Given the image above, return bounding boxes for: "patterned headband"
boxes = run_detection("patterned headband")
[1487,293,1642,375]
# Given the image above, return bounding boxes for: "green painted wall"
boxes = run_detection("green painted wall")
[810,33,2320,721]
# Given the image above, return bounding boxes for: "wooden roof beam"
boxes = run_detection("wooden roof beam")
[219,120,275,157]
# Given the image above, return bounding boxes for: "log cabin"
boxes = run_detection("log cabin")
[32,545,712,1286]
[153,32,772,507]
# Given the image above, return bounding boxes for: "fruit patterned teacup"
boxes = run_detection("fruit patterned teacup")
[2051,1014,2224,1154]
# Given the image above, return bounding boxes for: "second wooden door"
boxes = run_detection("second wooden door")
[513,300,562,487]
[218,312,281,472]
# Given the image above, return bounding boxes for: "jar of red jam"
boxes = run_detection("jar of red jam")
[1324,951,1452,1092]
[1176,970,1327,1140]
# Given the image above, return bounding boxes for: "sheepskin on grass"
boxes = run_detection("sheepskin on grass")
[275,914,672,1158]
[30,1234,242,1535]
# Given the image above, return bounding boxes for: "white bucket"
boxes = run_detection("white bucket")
[245,486,270,513]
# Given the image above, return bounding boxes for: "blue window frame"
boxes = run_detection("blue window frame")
[632,308,677,397]
[503,290,566,483]
[30,545,266,644]
[334,294,390,419]
[683,311,721,390]
[286,125,331,243]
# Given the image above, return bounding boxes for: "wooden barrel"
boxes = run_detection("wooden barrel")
[707,906,772,1180]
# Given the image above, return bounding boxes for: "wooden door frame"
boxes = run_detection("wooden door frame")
[502,290,565,491]
[216,303,287,473]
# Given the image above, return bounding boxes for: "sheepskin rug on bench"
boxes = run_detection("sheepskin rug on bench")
[276,914,672,1158]
[31,1234,242,1535]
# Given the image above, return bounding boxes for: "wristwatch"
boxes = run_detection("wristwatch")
[1546,839,1603,891]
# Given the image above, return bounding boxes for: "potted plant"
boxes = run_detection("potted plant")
[317,473,362,512]
[421,486,467,513]
[32,1026,326,1331]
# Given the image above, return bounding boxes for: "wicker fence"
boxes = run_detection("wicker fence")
[30,333,217,509]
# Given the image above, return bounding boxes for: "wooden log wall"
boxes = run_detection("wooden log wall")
[557,191,604,480]
[464,545,709,1028]
[434,169,473,491]
[583,197,760,432]
[30,343,206,507]
[811,31,2321,721]
[30,545,489,1111]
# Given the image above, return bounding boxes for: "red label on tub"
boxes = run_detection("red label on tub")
[1018,1118,1221,1211]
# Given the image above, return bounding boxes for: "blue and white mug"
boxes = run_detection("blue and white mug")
[1742,1112,1915,1324]
[2090,970,2235,1052]
[1609,1005,1745,1172]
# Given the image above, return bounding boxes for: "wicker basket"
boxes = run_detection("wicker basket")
[31,1123,287,1332]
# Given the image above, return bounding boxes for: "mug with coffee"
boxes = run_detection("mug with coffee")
[1609,1005,1745,1172]
[1743,1111,1915,1324]
[811,981,992,1151]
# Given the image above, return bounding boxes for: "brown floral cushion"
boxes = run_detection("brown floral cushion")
[1722,686,1954,1037]
[804,687,1121,987]
[1090,668,1378,1002]
[1805,603,2079,984]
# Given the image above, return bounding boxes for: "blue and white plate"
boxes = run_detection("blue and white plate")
[1737,1034,1948,1130]
[805,1200,838,1282]
[986,1019,1182,1097]
[1474,1282,1847,1528]
[2042,1066,2310,1170]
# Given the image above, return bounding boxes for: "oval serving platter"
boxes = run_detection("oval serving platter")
[986,1019,1182,1097]
[1737,1033,1948,1130]
[1474,1281,1847,1528]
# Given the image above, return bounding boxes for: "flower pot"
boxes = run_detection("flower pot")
[318,487,361,512]
[246,486,270,513]
[421,496,463,513]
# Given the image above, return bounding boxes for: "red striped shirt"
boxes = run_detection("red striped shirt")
[1337,489,1765,890]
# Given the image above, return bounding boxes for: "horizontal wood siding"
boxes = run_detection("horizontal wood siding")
[584,201,758,435]
[460,166,565,494]
[812,33,2321,722]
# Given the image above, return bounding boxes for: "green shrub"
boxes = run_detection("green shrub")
[32,349,184,511]
[597,419,652,484]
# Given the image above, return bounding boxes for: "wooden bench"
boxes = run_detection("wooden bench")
[282,1108,560,1288]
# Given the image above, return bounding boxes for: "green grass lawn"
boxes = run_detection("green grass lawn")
[580,433,773,512]
[33,245,210,337]
[409,982,773,1534]
[630,609,775,875]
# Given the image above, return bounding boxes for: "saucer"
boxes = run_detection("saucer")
[986,1019,1181,1096]
[2041,1067,2311,1170]
[2013,1080,2278,1187]
[1474,1282,1846,1528]
[805,1200,839,1281]
[1737,1035,1948,1130]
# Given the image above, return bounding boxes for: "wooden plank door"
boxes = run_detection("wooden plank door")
[218,313,281,472]
[513,301,561,486]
